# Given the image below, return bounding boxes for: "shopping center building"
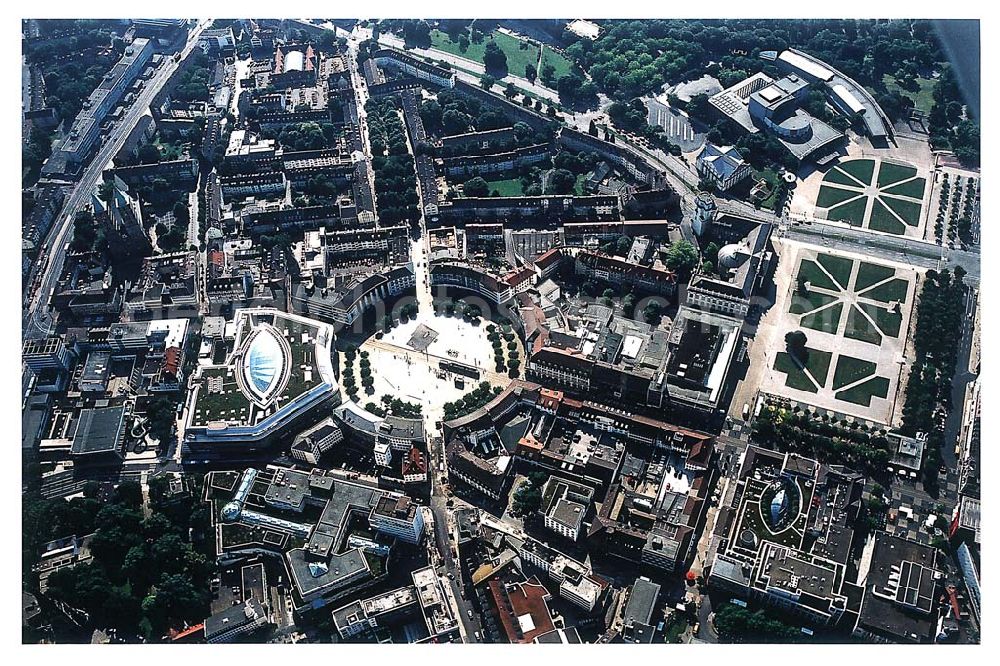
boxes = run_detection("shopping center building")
[184,308,340,451]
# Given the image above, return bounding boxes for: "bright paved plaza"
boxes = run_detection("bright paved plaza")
[344,237,520,432]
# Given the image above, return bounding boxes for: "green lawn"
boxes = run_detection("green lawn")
[868,198,908,234]
[801,302,843,334]
[876,161,918,188]
[881,74,936,114]
[832,355,877,390]
[430,29,489,63]
[880,195,922,226]
[823,166,866,188]
[797,259,838,291]
[859,302,903,338]
[861,277,910,304]
[836,376,890,406]
[483,177,526,196]
[844,306,883,346]
[854,262,896,292]
[430,29,540,78]
[456,176,524,197]
[817,253,855,289]
[774,347,833,392]
[881,176,926,200]
[789,289,837,315]
[774,353,816,393]
[828,196,868,226]
[539,45,574,80]
[836,159,876,186]
[816,185,863,209]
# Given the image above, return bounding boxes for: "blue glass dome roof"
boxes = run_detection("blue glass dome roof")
[770,488,788,526]
[244,328,285,401]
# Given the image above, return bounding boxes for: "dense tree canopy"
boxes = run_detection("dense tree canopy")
[664,239,700,275]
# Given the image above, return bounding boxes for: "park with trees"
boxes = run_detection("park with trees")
[23,477,214,640]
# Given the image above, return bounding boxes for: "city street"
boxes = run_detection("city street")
[23,20,212,341]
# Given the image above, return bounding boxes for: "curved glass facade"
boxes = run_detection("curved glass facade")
[245,328,285,400]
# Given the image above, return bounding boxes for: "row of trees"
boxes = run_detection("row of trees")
[752,403,895,476]
[341,348,376,398]
[487,323,521,376]
[899,268,968,493]
[442,382,503,421]
[366,98,421,224]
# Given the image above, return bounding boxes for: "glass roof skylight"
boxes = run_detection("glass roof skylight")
[244,328,285,400]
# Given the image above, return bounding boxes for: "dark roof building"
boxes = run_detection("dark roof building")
[71,405,127,459]
[855,533,941,643]
[204,598,269,643]
[620,577,661,643]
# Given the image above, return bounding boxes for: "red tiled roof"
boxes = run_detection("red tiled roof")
[162,346,181,375]
[505,265,534,287]
[488,576,554,644]
[403,447,426,476]
[534,247,562,269]
[169,623,204,641]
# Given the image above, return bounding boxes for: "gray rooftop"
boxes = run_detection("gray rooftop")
[622,577,661,626]
[71,405,126,455]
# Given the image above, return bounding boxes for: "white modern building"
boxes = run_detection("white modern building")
[369,495,425,544]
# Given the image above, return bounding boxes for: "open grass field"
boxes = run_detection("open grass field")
[801,303,843,334]
[476,177,525,196]
[862,277,909,304]
[816,158,923,237]
[774,348,832,393]
[876,161,919,188]
[881,74,936,114]
[881,195,922,226]
[859,302,903,338]
[882,176,926,199]
[797,259,839,291]
[539,44,574,80]
[823,167,865,187]
[817,253,855,289]
[827,196,868,226]
[868,199,908,234]
[430,29,540,78]
[789,289,837,315]
[832,355,877,390]
[835,376,890,406]
[854,262,896,292]
[816,185,862,209]
[844,306,883,345]
[837,158,876,185]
